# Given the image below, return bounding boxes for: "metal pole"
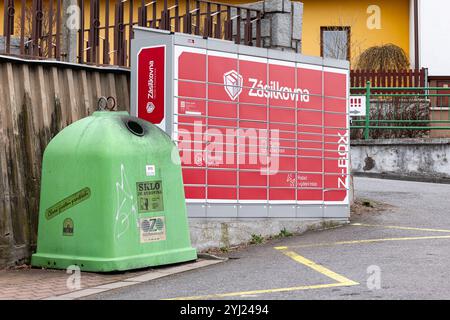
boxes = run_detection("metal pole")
[364,81,371,140]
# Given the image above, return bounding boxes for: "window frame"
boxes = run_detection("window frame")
[320,26,351,61]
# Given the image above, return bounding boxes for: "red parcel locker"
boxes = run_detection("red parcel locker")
[131,29,349,218]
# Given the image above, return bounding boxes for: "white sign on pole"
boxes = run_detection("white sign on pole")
[349,96,367,117]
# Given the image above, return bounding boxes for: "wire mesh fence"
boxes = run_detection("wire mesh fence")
[351,83,450,139]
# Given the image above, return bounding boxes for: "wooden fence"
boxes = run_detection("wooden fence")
[350,68,427,93]
[0,55,130,267]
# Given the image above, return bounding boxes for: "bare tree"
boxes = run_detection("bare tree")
[355,44,410,71]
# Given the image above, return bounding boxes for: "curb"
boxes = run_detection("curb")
[42,258,225,300]
[197,253,228,261]
[353,172,450,185]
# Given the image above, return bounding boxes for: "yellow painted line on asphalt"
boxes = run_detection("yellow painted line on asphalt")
[164,282,354,300]
[351,223,450,233]
[277,249,359,285]
[280,235,450,249]
[167,225,450,299]
[165,250,358,300]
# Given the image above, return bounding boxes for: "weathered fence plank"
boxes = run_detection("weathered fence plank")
[0,56,130,268]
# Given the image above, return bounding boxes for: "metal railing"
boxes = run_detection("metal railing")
[1,0,262,67]
[351,81,450,140]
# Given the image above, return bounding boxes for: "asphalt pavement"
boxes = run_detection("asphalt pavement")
[87,177,450,300]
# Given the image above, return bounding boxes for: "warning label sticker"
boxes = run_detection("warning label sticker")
[139,216,166,243]
[136,181,164,213]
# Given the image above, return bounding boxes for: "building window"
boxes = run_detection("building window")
[321,27,351,60]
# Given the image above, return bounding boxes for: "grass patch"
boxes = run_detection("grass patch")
[250,234,264,245]
[219,246,229,253]
[277,228,293,238]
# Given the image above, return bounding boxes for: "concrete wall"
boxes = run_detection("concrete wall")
[0,55,129,268]
[190,218,347,251]
[351,138,450,182]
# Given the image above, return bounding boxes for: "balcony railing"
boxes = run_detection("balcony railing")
[1,0,262,67]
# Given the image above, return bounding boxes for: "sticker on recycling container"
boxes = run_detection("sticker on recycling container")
[136,181,164,213]
[45,187,91,220]
[146,165,156,176]
[63,218,74,236]
[139,216,166,243]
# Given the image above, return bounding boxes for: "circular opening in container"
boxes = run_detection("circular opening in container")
[126,120,144,136]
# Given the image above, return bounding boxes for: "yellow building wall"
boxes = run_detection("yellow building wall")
[206,0,411,66]
[301,0,410,66]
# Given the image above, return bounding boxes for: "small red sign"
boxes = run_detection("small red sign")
[137,46,165,124]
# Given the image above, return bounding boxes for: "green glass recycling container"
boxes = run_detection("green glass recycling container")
[31,111,197,272]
